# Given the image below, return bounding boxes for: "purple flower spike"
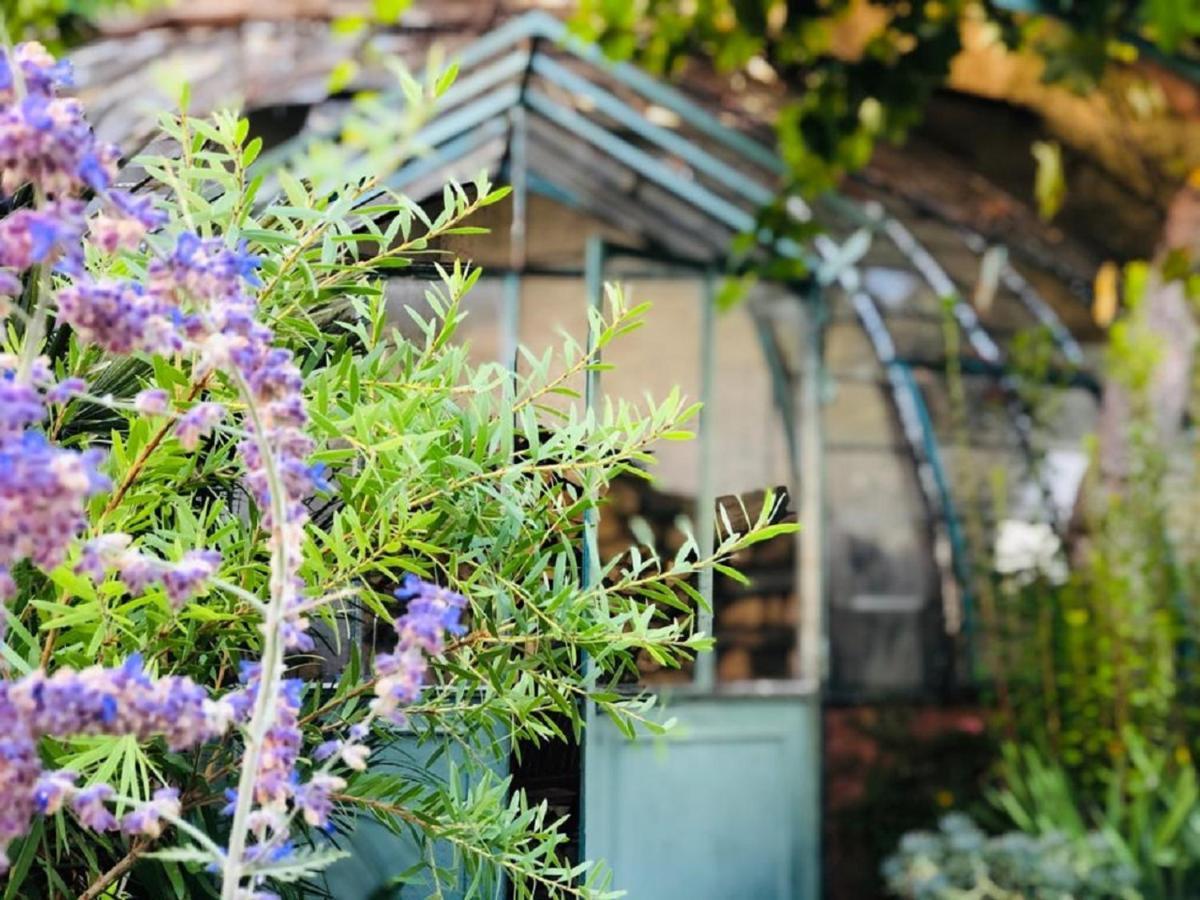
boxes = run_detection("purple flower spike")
[72,784,117,832]
[0,269,21,297]
[371,578,467,724]
[76,535,221,607]
[160,549,221,607]
[120,787,180,838]
[0,730,40,867]
[133,388,170,415]
[32,769,77,814]
[0,567,15,603]
[0,201,86,272]
[45,376,85,404]
[57,278,184,355]
[0,431,109,574]
[0,44,117,198]
[294,773,345,829]
[175,402,226,450]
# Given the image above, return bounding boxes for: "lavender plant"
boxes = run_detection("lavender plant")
[0,38,444,898]
[0,35,780,900]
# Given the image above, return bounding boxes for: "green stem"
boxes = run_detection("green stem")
[219,369,293,900]
[15,264,49,383]
[210,577,269,616]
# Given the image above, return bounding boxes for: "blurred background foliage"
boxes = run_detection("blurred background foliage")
[884,234,1200,898]
[2,0,161,46]
[573,0,1200,196]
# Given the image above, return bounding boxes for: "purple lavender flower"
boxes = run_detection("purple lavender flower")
[254,677,303,807]
[279,586,314,652]
[90,190,166,254]
[0,655,234,866]
[0,40,356,886]
[0,729,40,873]
[0,372,47,437]
[32,769,77,814]
[313,720,371,772]
[371,577,467,724]
[72,784,117,832]
[218,670,314,865]
[89,214,149,254]
[77,536,221,606]
[0,43,73,103]
[56,278,184,355]
[120,786,180,838]
[0,431,108,573]
[279,616,313,653]
[0,269,20,297]
[0,47,119,198]
[175,402,226,450]
[0,41,272,877]
[149,233,261,308]
[75,533,131,581]
[5,654,235,750]
[223,661,260,723]
[294,773,344,829]
[133,388,170,415]
[0,200,87,272]
[159,549,222,607]
[118,551,166,595]
[107,190,167,231]
[44,376,85,403]
[394,574,469,641]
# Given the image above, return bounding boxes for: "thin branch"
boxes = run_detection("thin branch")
[334,794,597,899]
[79,840,149,900]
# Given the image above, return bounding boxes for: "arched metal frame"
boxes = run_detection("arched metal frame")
[271,9,1095,686]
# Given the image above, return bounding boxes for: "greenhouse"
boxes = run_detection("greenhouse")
[0,1,1195,898]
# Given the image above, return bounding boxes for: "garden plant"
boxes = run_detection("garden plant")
[0,34,788,900]
[888,262,1200,899]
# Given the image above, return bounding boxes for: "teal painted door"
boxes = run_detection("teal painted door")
[583,694,820,899]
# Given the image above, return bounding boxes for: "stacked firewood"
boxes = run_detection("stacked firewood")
[599,474,799,685]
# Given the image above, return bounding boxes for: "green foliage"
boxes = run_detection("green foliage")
[986,262,1191,794]
[3,56,788,898]
[573,0,1200,198]
[2,0,164,45]
[574,0,970,195]
[990,739,1200,899]
[912,258,1200,900]
[3,0,414,48]
[1032,140,1067,221]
